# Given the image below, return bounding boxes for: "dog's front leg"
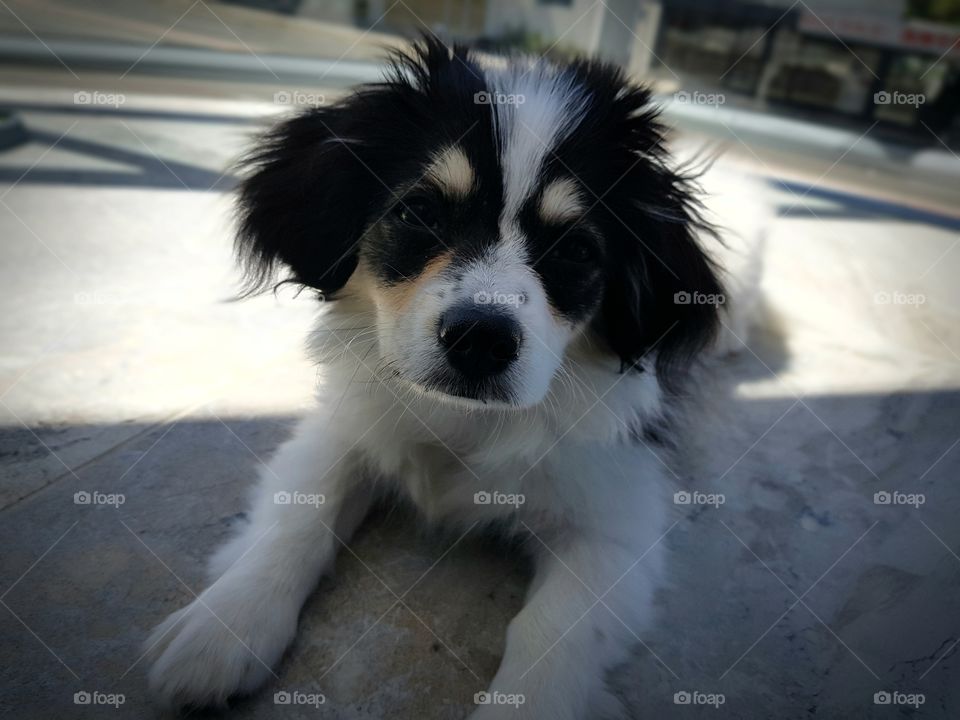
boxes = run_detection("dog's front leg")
[472,533,661,720]
[145,413,374,709]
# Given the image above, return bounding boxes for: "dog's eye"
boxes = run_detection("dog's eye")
[395,197,439,231]
[552,234,598,264]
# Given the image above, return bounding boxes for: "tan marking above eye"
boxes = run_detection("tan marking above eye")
[424,146,475,199]
[539,178,585,224]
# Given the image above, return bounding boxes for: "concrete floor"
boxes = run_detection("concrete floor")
[2,89,960,720]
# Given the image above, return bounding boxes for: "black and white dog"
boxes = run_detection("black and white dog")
[146,38,764,718]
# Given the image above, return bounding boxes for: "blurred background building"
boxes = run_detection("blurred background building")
[653,0,960,140]
[218,0,960,144]
[1,0,956,145]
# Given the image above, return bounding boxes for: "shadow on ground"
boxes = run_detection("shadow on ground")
[1,375,958,718]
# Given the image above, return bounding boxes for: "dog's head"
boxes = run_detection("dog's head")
[237,38,722,409]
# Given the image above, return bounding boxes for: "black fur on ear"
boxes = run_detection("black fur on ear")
[552,65,724,390]
[235,35,487,298]
[235,107,379,296]
[598,171,725,392]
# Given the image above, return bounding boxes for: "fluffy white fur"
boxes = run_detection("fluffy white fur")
[145,184,765,720]
[147,327,669,719]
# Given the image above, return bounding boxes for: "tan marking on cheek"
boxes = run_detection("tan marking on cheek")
[539,177,584,224]
[373,252,455,314]
[546,301,579,329]
[425,146,474,199]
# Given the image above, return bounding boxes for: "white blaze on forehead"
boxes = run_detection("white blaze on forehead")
[425,145,475,198]
[482,62,588,220]
[539,177,584,224]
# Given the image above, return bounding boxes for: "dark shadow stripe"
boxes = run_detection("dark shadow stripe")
[0,168,236,191]
[0,101,270,126]
[0,128,236,191]
[769,178,960,232]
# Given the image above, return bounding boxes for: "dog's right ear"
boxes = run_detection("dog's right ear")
[235,107,379,296]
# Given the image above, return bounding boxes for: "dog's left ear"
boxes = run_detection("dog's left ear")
[235,106,384,295]
[593,131,724,389]
[235,36,479,297]
[552,72,723,389]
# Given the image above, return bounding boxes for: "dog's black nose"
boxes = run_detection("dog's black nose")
[438,305,521,378]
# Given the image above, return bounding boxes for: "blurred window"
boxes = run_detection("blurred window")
[767,36,882,116]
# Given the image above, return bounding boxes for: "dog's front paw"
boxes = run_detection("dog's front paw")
[145,582,297,710]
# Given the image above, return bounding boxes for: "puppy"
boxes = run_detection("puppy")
[146,37,763,718]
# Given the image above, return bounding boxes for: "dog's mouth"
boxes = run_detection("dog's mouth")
[399,370,521,409]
